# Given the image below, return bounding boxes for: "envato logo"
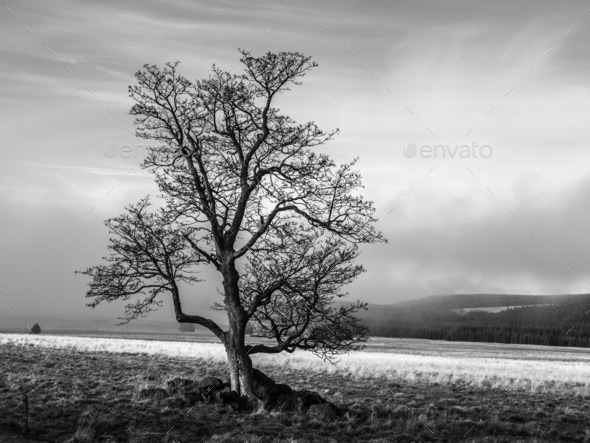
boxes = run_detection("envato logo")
[403,142,493,159]
[103,142,147,159]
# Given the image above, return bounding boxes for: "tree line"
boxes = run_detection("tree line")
[361,294,590,347]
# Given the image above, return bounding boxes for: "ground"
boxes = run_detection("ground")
[1,335,590,442]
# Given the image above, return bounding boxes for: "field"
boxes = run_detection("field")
[452,305,554,315]
[2,333,590,442]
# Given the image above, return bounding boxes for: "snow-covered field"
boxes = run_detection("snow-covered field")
[3,333,590,395]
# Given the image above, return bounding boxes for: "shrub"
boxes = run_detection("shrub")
[30,323,41,334]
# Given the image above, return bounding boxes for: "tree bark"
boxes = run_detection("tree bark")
[221,257,257,399]
[237,346,255,398]
[225,334,256,398]
[226,347,241,394]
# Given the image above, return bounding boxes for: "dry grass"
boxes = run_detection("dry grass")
[2,333,590,441]
[3,333,590,395]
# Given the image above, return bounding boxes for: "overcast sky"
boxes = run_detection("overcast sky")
[1,0,590,324]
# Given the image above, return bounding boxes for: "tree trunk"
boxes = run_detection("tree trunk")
[225,340,256,398]
[237,349,255,398]
[226,347,241,394]
[221,257,258,400]
[225,313,257,398]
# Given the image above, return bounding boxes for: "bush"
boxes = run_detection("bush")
[179,323,195,332]
[30,323,41,334]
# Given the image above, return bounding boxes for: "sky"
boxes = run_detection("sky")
[1,0,590,325]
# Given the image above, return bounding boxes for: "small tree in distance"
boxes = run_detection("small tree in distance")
[78,50,385,401]
[179,322,195,333]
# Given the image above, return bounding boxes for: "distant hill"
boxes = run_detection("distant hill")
[358,293,590,347]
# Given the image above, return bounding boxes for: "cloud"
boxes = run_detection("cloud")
[353,176,590,302]
[1,0,589,323]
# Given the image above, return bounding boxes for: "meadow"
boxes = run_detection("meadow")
[1,333,590,442]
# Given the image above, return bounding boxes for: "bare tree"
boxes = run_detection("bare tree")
[78,50,385,400]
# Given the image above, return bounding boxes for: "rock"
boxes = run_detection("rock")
[294,390,326,410]
[167,377,226,405]
[308,403,342,421]
[265,389,326,414]
[138,387,168,400]
[166,377,196,395]
[184,390,203,405]
[252,369,277,399]
[252,370,292,398]
[218,390,241,410]
[197,377,225,404]
[159,370,335,418]
[197,376,224,391]
[273,383,292,395]
[250,369,327,414]
[208,386,231,403]
[220,390,240,404]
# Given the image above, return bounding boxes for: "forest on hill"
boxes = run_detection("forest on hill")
[360,293,590,347]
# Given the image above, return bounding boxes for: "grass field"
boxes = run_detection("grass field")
[453,305,554,315]
[1,333,590,442]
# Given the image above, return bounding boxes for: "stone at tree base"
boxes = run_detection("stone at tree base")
[264,389,326,414]
[197,377,226,404]
[273,383,292,395]
[166,377,196,395]
[252,369,341,416]
[219,390,241,410]
[219,390,239,403]
[175,378,229,405]
[252,368,277,398]
[197,376,224,390]
[204,385,232,403]
[252,371,292,398]
[154,369,343,418]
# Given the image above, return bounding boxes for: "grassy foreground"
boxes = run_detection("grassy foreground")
[1,335,590,442]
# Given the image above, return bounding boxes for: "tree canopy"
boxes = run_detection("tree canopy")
[79,50,386,397]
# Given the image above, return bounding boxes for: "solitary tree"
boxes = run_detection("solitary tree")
[78,50,385,400]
